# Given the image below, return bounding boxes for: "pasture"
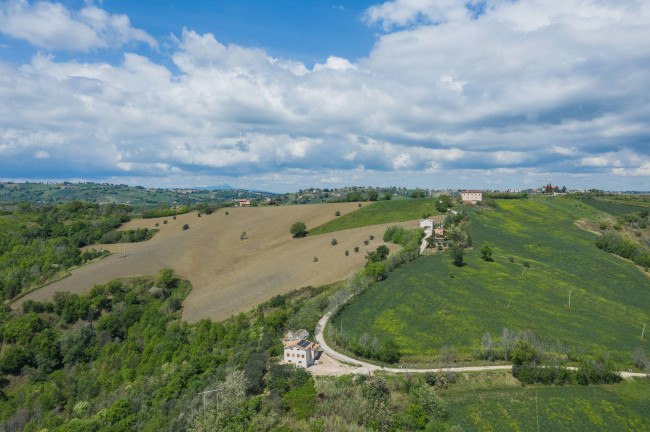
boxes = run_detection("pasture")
[331,199,649,365]
[580,198,646,216]
[16,202,416,322]
[445,374,649,431]
[308,198,442,236]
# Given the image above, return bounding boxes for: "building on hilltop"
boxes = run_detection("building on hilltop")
[283,339,320,368]
[461,190,483,204]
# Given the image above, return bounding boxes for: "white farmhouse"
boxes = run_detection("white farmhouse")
[284,339,320,368]
[461,190,483,204]
[420,217,435,230]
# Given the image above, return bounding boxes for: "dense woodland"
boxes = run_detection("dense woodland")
[0,202,135,301]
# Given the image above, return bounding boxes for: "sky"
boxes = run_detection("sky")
[0,0,649,192]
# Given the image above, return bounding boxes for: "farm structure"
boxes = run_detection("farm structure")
[420,217,436,230]
[461,190,483,203]
[236,199,251,206]
[284,339,320,368]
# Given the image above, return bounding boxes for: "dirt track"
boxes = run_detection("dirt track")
[16,203,417,322]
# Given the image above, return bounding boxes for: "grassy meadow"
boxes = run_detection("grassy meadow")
[331,198,649,365]
[580,198,647,215]
[444,374,650,431]
[309,198,441,236]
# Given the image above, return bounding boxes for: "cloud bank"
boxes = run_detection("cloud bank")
[0,0,649,190]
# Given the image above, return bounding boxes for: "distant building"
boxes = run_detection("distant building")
[461,190,483,204]
[236,199,251,206]
[283,339,320,368]
[434,227,444,238]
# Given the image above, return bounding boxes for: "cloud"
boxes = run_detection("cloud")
[0,0,157,51]
[0,0,649,191]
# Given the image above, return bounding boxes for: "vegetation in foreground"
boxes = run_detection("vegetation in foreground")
[309,199,442,236]
[331,198,649,366]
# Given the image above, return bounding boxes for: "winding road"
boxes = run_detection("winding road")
[314,310,647,378]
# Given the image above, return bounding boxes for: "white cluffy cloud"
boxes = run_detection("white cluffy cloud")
[0,0,649,191]
[0,0,157,51]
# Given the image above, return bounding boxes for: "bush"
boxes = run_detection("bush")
[331,238,338,246]
[182,224,189,230]
[335,211,341,216]
[345,250,349,256]
[290,222,307,237]
[354,246,360,253]
[313,256,318,262]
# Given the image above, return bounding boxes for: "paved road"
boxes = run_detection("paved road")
[315,310,648,378]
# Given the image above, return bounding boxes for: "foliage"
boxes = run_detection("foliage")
[596,231,650,268]
[479,243,493,262]
[435,195,453,213]
[0,201,132,300]
[182,223,190,230]
[290,221,307,237]
[450,245,464,267]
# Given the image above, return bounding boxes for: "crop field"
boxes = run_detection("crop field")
[331,199,649,364]
[308,198,442,236]
[580,198,647,216]
[15,202,417,322]
[445,377,650,431]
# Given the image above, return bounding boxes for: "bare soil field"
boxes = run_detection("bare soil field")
[16,203,417,322]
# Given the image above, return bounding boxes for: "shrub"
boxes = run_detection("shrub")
[369,235,375,240]
[364,240,369,245]
[331,238,338,246]
[335,211,341,216]
[345,250,349,256]
[354,246,360,253]
[182,224,189,230]
[163,219,167,224]
[155,223,159,227]
[290,222,307,237]
[313,256,318,262]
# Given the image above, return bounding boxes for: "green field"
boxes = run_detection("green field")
[445,376,650,431]
[580,198,647,216]
[331,199,649,364]
[309,198,441,236]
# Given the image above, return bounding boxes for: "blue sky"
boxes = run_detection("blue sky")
[0,0,649,192]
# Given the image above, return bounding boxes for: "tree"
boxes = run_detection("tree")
[451,245,464,267]
[182,224,189,230]
[331,238,338,246]
[368,190,379,201]
[436,195,452,212]
[335,210,341,216]
[290,222,307,237]
[382,193,392,200]
[480,243,493,262]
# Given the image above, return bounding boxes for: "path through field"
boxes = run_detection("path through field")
[16,203,417,322]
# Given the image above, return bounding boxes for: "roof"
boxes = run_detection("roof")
[284,339,320,351]
[461,190,482,194]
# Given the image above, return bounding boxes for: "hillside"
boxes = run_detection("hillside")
[330,198,649,365]
[15,203,416,322]
[309,198,442,236]
[0,182,275,209]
